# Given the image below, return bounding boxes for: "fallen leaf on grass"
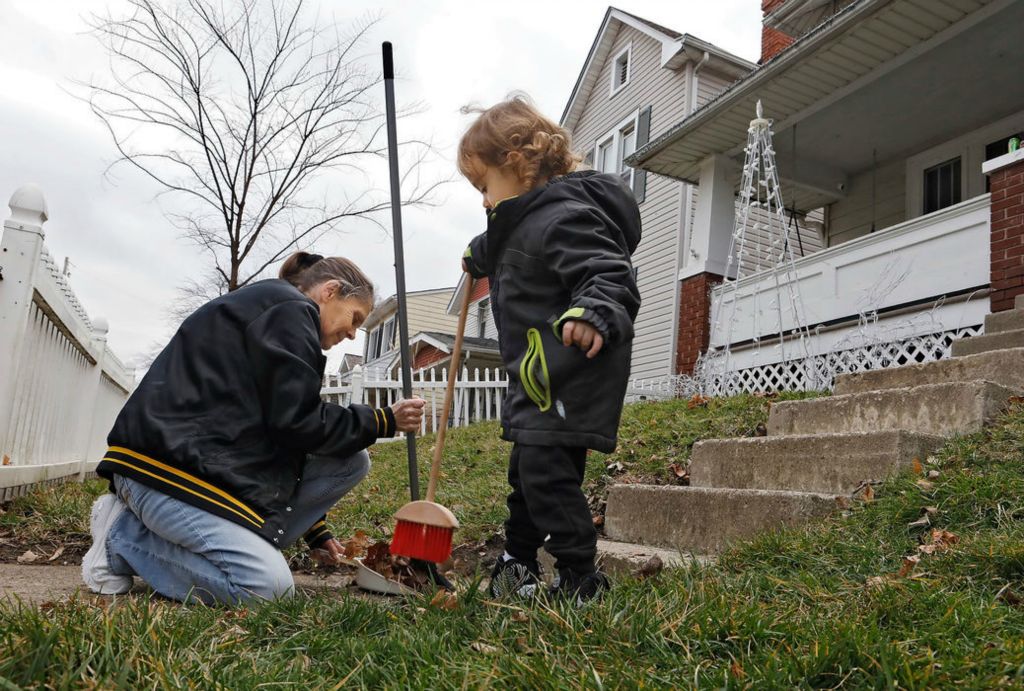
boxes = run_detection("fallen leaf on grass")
[998,586,1024,607]
[866,576,888,590]
[897,555,920,578]
[835,496,851,510]
[923,506,939,516]
[908,515,931,529]
[916,479,935,491]
[511,610,529,623]
[929,529,959,550]
[730,660,746,680]
[592,514,604,528]
[17,550,38,564]
[1008,396,1024,406]
[911,458,924,474]
[861,484,875,503]
[636,555,664,580]
[430,590,459,610]
[471,641,499,655]
[606,461,625,474]
[687,394,709,409]
[47,546,65,562]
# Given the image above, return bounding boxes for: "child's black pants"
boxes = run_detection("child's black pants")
[504,443,597,573]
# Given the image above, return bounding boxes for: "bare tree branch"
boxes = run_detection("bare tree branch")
[82,0,444,301]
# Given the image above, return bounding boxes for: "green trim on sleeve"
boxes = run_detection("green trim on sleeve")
[464,246,472,258]
[551,307,587,339]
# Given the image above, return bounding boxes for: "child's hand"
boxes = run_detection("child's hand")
[561,320,604,359]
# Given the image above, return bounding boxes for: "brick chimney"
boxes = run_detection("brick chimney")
[761,0,795,62]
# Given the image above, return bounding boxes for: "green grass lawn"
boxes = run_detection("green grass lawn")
[3,395,1024,687]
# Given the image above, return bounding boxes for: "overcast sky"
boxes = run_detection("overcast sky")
[0,0,760,370]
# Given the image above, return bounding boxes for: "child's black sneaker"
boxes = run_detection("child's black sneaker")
[488,555,542,599]
[549,568,610,605]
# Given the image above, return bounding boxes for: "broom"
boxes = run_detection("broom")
[389,277,474,562]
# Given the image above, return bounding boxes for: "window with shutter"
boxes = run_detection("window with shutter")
[610,44,632,95]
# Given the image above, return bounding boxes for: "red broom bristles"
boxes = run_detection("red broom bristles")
[390,520,454,563]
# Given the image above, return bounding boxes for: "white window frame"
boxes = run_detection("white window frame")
[905,108,1024,219]
[609,43,632,97]
[593,110,640,188]
[382,317,396,353]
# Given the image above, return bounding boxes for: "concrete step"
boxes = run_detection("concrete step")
[690,431,944,494]
[985,308,1024,334]
[604,484,837,553]
[833,348,1024,396]
[951,328,1024,357]
[1019,293,1024,310]
[538,540,704,579]
[768,380,1015,437]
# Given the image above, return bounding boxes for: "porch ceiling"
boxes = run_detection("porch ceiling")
[629,0,1024,211]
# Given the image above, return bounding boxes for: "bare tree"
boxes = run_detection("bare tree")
[86,0,441,293]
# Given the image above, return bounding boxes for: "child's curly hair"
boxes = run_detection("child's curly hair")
[458,93,582,189]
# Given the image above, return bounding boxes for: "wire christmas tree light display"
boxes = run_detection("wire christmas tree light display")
[699,100,823,395]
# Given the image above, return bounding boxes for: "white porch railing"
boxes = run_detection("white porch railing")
[322,366,508,435]
[703,194,991,392]
[0,186,134,500]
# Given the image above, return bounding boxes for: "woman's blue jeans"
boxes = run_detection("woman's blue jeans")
[105,450,370,605]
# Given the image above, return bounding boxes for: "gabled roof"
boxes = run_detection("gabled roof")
[416,331,500,354]
[338,353,363,373]
[561,7,755,131]
[362,286,455,331]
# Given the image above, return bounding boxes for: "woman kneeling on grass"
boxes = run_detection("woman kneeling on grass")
[81,252,424,604]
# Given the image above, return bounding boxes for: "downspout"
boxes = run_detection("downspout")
[672,50,711,377]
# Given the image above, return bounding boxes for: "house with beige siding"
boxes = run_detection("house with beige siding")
[562,8,826,383]
[628,0,1024,390]
[361,287,459,376]
[448,7,827,384]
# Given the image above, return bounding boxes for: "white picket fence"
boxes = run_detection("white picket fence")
[0,185,134,500]
[322,366,508,436]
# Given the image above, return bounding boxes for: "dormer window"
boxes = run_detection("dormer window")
[610,44,631,96]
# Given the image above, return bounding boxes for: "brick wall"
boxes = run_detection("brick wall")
[990,158,1024,312]
[413,345,448,371]
[675,272,723,375]
[761,0,794,62]
[468,277,490,304]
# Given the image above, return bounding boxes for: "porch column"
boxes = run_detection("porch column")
[983,149,1024,312]
[676,154,736,375]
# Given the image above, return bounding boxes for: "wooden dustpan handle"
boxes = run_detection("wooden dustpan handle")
[426,276,475,502]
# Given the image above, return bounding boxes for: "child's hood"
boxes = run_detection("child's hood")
[491,171,642,254]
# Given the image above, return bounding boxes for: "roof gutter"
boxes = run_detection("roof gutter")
[626,0,880,171]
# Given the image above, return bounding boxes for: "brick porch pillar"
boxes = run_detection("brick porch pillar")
[676,272,722,375]
[983,149,1024,312]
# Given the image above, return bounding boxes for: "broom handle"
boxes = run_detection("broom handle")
[426,276,474,502]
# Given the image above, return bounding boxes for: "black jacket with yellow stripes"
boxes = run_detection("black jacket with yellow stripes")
[97,279,395,548]
[463,171,641,453]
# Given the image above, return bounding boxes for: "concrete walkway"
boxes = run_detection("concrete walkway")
[0,563,361,606]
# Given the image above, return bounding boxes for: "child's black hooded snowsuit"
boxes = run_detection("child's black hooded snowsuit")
[465,169,641,576]
[463,170,642,452]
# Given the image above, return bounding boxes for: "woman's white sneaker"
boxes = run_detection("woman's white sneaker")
[81,493,133,595]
